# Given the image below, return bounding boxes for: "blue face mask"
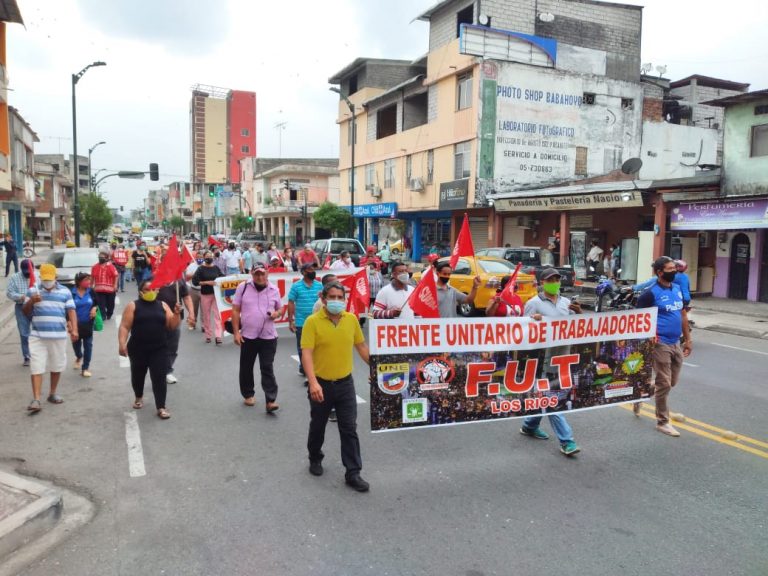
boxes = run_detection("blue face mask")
[196,258,204,264]
[325,300,345,315]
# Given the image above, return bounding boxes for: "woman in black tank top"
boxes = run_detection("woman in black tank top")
[118,280,181,419]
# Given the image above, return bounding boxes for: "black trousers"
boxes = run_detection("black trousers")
[307,375,362,476]
[129,346,168,409]
[239,337,278,402]
[95,291,116,319]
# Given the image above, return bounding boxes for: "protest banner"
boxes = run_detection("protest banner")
[369,309,657,432]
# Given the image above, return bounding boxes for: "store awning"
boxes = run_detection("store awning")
[490,181,650,212]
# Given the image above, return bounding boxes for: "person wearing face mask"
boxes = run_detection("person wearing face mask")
[111,244,129,292]
[366,262,383,310]
[22,264,78,413]
[6,258,35,366]
[635,256,692,435]
[132,243,150,287]
[231,263,285,411]
[91,250,119,320]
[434,262,481,319]
[213,249,227,275]
[330,250,355,271]
[252,243,269,269]
[71,273,98,378]
[287,263,323,379]
[519,267,582,456]
[267,256,287,274]
[301,281,371,492]
[372,261,414,319]
[222,242,243,275]
[192,251,225,344]
[185,250,205,332]
[118,280,182,419]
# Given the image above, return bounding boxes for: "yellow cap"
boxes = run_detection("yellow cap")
[39,263,57,281]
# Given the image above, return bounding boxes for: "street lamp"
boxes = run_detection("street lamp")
[329,86,356,239]
[88,140,106,192]
[72,60,106,246]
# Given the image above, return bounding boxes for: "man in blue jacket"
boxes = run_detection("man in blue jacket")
[636,256,693,436]
[1,232,19,276]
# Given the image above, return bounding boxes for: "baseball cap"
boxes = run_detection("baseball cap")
[300,262,315,271]
[39,263,57,281]
[252,262,267,272]
[540,267,561,281]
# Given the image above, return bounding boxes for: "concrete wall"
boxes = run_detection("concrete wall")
[722,97,768,197]
[639,122,718,180]
[204,98,227,183]
[712,230,764,300]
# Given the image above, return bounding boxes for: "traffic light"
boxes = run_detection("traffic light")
[247,212,253,222]
[208,185,215,198]
[149,163,159,181]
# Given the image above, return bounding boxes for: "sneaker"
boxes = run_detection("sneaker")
[298,368,305,376]
[266,402,280,413]
[560,440,581,456]
[23,357,30,367]
[632,403,642,417]
[82,370,92,378]
[309,461,323,476]
[329,409,337,422]
[166,374,178,384]
[520,427,550,440]
[345,474,370,492]
[656,423,681,437]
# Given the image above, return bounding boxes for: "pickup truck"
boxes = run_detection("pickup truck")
[476,246,576,290]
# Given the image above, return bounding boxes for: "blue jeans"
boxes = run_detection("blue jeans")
[135,268,147,286]
[295,326,304,374]
[522,413,574,444]
[117,267,125,291]
[227,266,240,275]
[72,335,93,370]
[14,304,30,360]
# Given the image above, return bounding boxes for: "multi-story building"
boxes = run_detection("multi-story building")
[35,154,89,195]
[166,181,194,232]
[8,106,38,231]
[241,157,339,246]
[189,85,256,235]
[33,160,73,246]
[0,0,25,245]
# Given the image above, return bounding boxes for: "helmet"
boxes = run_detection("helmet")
[675,259,688,273]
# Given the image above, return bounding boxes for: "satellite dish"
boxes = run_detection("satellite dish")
[538,12,555,22]
[621,158,643,175]
[641,62,653,75]
[655,65,667,77]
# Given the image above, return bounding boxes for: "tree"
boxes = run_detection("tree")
[169,215,186,233]
[231,211,252,232]
[313,202,353,236]
[80,193,112,247]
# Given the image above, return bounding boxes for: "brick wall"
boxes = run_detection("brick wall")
[642,99,663,122]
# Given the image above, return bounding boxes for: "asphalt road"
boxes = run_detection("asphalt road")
[0,293,766,576]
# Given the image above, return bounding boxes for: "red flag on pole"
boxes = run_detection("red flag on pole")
[321,254,332,270]
[150,235,182,289]
[27,260,36,288]
[176,243,194,279]
[207,235,223,249]
[449,214,475,269]
[498,262,524,315]
[340,268,369,315]
[406,268,440,318]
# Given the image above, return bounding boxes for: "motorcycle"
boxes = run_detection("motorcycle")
[594,275,637,312]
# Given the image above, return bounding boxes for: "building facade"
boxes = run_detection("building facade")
[33,161,73,246]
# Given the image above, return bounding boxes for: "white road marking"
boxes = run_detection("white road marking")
[291,355,366,403]
[115,296,120,306]
[119,355,130,368]
[291,354,300,363]
[711,342,768,356]
[124,412,146,478]
[683,362,698,368]
[114,314,122,325]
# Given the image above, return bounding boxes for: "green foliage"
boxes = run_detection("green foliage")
[80,193,113,247]
[169,215,186,232]
[231,211,252,232]
[313,202,353,236]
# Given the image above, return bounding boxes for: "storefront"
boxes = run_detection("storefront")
[669,197,768,302]
[349,202,398,248]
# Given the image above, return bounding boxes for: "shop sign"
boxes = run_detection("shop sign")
[348,202,398,218]
[439,179,469,210]
[494,190,643,212]
[670,199,768,230]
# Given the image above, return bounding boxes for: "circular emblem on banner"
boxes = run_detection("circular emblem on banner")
[376,363,410,395]
[416,357,455,390]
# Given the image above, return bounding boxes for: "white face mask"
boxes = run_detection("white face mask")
[42,280,56,290]
[397,273,410,285]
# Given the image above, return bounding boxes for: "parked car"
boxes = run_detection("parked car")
[309,238,366,266]
[476,246,576,290]
[236,231,266,244]
[43,248,100,288]
[140,228,168,246]
[412,256,538,317]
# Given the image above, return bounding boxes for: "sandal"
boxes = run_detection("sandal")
[27,399,41,413]
[215,338,222,345]
[157,408,171,419]
[206,338,212,343]
[47,394,64,404]
[133,398,144,409]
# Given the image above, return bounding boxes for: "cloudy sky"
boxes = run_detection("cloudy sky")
[8,0,767,214]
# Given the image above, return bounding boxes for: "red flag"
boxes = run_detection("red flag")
[321,254,332,270]
[406,268,439,318]
[340,268,369,315]
[176,243,194,279]
[27,260,36,288]
[449,214,475,269]
[150,235,182,289]
[498,262,524,316]
[207,235,223,249]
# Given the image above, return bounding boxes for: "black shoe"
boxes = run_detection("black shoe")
[345,474,369,492]
[309,461,323,476]
[303,380,309,387]
[329,409,337,422]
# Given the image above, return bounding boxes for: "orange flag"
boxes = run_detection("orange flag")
[449,214,475,269]
[406,268,440,318]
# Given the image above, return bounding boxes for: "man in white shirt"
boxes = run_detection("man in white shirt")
[372,261,414,319]
[222,242,243,275]
[586,240,604,275]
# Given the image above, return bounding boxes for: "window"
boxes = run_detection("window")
[347,120,357,147]
[347,169,357,192]
[583,92,596,105]
[241,145,250,154]
[751,124,768,157]
[621,98,634,111]
[456,4,474,38]
[406,155,412,181]
[365,164,375,189]
[241,128,250,137]
[384,159,396,188]
[403,92,428,130]
[348,74,359,96]
[376,104,397,139]
[427,149,434,184]
[457,73,473,110]
[453,258,472,276]
[575,146,588,176]
[454,141,471,179]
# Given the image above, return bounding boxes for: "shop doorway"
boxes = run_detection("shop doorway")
[728,233,750,300]
[760,233,768,304]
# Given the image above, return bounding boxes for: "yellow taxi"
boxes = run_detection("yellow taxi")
[412,256,537,317]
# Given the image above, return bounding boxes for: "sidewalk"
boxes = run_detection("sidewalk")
[690,296,768,340]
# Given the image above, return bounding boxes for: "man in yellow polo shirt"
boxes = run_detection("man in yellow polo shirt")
[301,281,371,492]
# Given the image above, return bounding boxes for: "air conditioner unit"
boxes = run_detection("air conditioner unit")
[365,184,375,192]
[409,177,424,192]
[370,186,382,198]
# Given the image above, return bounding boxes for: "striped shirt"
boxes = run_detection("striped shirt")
[288,279,323,327]
[27,284,75,339]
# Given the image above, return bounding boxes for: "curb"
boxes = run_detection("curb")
[696,324,768,340]
[0,302,16,345]
[0,470,62,559]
